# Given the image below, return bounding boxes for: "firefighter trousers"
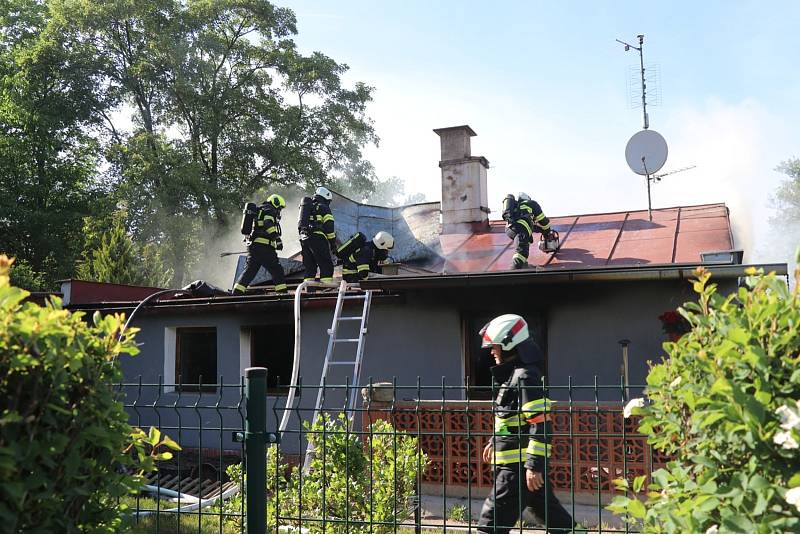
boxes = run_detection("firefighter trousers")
[233,243,286,293]
[477,464,576,533]
[507,221,533,268]
[301,234,334,282]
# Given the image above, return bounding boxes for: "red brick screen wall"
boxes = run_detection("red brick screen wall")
[363,401,669,496]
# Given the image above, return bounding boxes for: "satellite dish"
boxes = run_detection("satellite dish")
[625,129,668,175]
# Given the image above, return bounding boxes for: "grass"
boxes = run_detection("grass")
[119,496,242,534]
[119,496,443,534]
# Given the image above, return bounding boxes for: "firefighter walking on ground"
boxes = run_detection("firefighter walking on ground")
[337,231,394,283]
[233,194,287,294]
[299,186,336,284]
[502,192,556,269]
[477,314,577,533]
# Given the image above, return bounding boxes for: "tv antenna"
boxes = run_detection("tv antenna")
[616,34,651,129]
[619,34,670,221]
[651,165,696,183]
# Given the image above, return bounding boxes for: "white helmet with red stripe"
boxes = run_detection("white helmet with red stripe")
[479,314,529,351]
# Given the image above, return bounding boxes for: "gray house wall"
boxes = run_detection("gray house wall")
[117,276,737,451]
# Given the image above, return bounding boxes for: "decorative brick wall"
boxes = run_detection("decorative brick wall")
[363,401,668,496]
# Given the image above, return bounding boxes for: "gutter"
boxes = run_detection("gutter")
[67,291,403,315]
[359,262,789,291]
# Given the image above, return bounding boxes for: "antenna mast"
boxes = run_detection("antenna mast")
[616,34,649,129]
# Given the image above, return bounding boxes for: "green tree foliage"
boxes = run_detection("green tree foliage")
[773,159,800,222]
[3,0,379,288]
[76,212,152,285]
[58,0,378,286]
[0,255,179,532]
[609,266,800,532]
[0,0,110,288]
[224,414,426,533]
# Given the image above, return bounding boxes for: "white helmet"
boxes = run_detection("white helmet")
[479,314,529,351]
[315,186,333,201]
[372,231,394,250]
[518,192,531,201]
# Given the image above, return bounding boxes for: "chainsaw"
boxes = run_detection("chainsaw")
[538,230,560,254]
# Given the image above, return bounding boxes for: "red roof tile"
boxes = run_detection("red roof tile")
[437,203,733,274]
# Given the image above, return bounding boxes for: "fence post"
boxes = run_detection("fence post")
[246,367,267,534]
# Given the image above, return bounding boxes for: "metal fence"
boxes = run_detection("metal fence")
[119,370,656,533]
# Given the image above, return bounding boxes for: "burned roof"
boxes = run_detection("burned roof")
[234,197,736,287]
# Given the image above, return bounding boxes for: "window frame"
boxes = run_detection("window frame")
[174,326,218,393]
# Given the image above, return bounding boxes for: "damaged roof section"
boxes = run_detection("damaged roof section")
[236,198,736,286]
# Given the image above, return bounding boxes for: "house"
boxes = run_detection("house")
[64,126,785,494]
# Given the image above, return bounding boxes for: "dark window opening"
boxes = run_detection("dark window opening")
[176,327,217,392]
[463,312,547,399]
[250,324,294,394]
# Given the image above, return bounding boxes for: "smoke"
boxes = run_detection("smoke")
[191,191,307,288]
[657,98,793,266]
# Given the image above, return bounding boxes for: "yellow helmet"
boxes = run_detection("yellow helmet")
[266,194,286,210]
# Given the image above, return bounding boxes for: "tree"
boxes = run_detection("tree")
[333,169,427,207]
[76,213,151,285]
[769,158,800,282]
[59,0,379,286]
[0,0,110,288]
[773,159,800,222]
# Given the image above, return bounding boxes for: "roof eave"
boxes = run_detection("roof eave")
[358,262,789,290]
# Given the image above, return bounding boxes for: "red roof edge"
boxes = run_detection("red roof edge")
[59,279,170,306]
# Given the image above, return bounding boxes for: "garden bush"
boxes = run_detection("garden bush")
[225,413,426,533]
[0,255,177,533]
[609,265,800,532]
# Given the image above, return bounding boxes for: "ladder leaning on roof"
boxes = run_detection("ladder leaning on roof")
[277,280,375,471]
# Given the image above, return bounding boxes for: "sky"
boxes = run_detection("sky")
[277,0,800,266]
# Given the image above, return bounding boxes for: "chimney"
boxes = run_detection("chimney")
[434,125,490,233]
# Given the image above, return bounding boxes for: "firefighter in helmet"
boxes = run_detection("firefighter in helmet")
[476,314,577,533]
[298,186,336,284]
[502,192,555,269]
[337,231,394,283]
[233,194,287,294]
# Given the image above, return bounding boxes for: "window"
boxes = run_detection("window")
[176,327,217,392]
[249,324,294,394]
[463,312,547,399]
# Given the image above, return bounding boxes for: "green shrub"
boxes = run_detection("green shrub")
[609,266,800,532]
[447,503,470,523]
[0,255,177,533]
[225,413,427,533]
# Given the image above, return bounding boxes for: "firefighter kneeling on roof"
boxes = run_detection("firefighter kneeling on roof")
[337,231,394,283]
[233,194,287,294]
[502,192,557,269]
[477,314,578,533]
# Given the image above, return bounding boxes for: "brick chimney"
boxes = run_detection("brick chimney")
[434,125,490,233]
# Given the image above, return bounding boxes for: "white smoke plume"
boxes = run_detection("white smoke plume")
[192,191,308,288]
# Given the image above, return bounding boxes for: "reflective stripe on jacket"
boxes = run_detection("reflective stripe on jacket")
[250,204,282,248]
[490,359,553,471]
[311,202,336,242]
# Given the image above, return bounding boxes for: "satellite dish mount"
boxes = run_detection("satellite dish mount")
[619,34,669,221]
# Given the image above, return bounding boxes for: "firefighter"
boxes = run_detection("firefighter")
[476,314,577,533]
[233,194,287,294]
[298,186,336,284]
[502,192,555,269]
[337,231,394,283]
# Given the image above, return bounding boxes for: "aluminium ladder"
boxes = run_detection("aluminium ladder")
[303,280,374,471]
